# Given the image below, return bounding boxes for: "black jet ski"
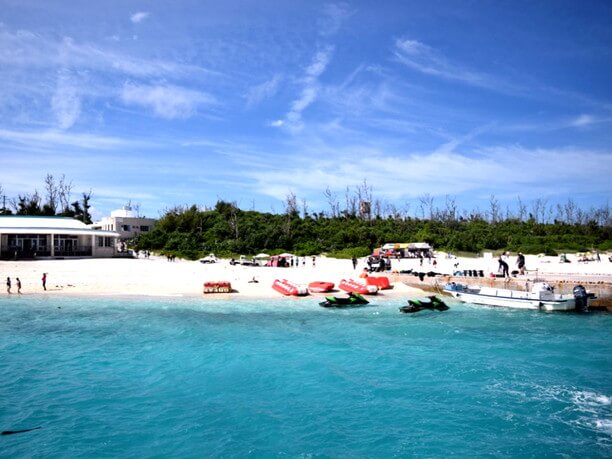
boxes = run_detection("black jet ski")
[319,293,369,308]
[399,295,449,313]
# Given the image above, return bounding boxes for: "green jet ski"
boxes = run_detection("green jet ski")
[399,295,449,313]
[319,293,369,308]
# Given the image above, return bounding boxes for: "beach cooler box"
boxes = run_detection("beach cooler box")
[203,281,232,294]
[365,276,392,290]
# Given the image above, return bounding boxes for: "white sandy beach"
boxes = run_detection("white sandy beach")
[1,252,610,299]
[0,255,420,298]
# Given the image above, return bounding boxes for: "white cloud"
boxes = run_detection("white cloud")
[306,49,332,78]
[130,12,150,24]
[394,38,515,93]
[121,82,215,119]
[0,27,212,80]
[245,74,282,109]
[274,47,333,132]
[245,143,612,204]
[51,68,81,129]
[318,3,353,37]
[0,128,150,150]
[571,114,595,127]
[395,39,429,56]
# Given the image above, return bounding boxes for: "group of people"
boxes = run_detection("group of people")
[497,252,526,278]
[5,273,47,294]
[6,276,21,294]
[366,256,392,273]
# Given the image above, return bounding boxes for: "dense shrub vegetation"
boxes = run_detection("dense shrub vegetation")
[133,201,611,260]
[3,177,609,260]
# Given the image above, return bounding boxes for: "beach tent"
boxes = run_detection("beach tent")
[268,253,295,267]
[253,253,270,266]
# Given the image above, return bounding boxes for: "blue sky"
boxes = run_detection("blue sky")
[1,0,611,220]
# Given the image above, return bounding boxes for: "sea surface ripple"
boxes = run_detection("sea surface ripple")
[1,295,610,457]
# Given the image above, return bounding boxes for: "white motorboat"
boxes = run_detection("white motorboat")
[444,282,592,312]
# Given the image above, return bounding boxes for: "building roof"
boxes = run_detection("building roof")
[0,216,119,237]
[110,206,138,218]
[382,242,432,250]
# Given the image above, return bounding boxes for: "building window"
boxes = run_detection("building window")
[7,234,48,252]
[121,224,131,231]
[140,225,149,232]
[97,236,114,247]
[54,235,79,253]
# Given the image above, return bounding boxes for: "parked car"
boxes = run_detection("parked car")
[229,255,257,266]
[199,253,218,264]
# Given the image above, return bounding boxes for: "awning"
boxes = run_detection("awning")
[0,227,119,237]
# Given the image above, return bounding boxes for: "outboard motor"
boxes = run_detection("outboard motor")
[573,285,589,313]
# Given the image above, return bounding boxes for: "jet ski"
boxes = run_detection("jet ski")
[319,293,369,308]
[399,295,449,313]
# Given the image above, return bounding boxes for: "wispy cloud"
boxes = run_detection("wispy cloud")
[50,68,81,129]
[130,12,150,24]
[273,47,333,132]
[0,28,214,80]
[60,38,213,79]
[571,114,596,127]
[434,124,493,155]
[394,38,516,93]
[0,128,150,150]
[494,112,612,134]
[244,141,612,205]
[318,3,353,37]
[121,82,215,119]
[244,74,282,109]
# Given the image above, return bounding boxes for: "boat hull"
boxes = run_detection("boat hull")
[320,293,369,308]
[447,290,576,311]
[400,296,449,313]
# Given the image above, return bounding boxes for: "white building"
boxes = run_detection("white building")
[93,206,156,241]
[0,216,119,259]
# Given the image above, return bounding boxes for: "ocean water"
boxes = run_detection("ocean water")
[1,295,610,458]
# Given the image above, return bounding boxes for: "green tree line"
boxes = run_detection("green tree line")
[2,177,609,259]
[0,174,93,224]
[133,200,611,260]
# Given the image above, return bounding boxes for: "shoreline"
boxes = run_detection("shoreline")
[0,253,610,301]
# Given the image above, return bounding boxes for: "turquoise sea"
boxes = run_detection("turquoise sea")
[1,295,610,458]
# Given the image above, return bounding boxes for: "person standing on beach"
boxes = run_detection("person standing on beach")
[16,277,22,294]
[352,256,358,270]
[6,277,11,294]
[42,273,47,291]
[517,252,526,275]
